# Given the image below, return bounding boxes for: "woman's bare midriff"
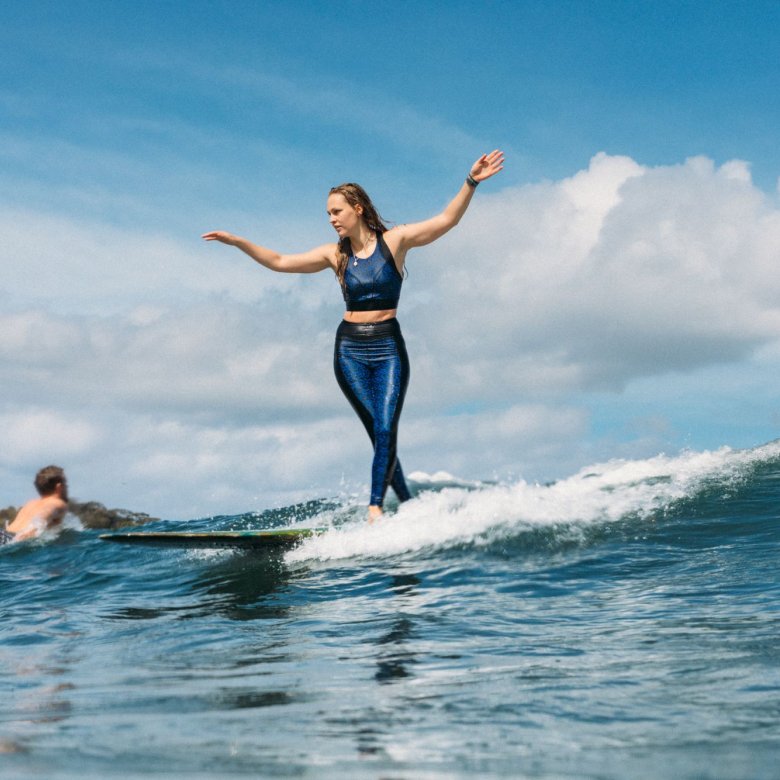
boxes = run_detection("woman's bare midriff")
[343,309,397,323]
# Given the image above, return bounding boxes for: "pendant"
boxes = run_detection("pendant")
[353,259,358,266]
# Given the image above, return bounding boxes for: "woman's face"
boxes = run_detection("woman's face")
[327,192,363,238]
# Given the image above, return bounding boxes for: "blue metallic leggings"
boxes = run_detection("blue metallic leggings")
[334,318,412,507]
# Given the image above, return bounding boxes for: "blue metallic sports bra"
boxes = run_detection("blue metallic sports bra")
[342,232,403,311]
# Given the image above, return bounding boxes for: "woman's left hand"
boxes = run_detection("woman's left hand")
[470,149,505,182]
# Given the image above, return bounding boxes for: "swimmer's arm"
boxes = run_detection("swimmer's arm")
[202,232,337,273]
[392,150,505,250]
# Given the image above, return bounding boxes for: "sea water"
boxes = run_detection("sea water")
[1,441,779,779]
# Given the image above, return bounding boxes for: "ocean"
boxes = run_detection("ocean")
[2,440,779,779]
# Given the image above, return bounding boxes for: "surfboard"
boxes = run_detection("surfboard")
[99,528,323,549]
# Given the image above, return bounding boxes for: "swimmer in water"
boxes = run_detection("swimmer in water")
[203,151,504,521]
[4,465,69,542]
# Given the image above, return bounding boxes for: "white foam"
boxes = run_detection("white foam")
[286,441,780,563]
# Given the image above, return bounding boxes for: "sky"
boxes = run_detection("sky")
[2,0,780,519]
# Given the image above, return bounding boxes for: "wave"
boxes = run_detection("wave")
[5,440,777,567]
[286,439,780,563]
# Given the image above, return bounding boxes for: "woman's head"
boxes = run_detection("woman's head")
[327,183,388,238]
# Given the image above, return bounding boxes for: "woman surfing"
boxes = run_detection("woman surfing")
[203,150,504,521]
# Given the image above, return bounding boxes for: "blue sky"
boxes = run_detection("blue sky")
[2,1,779,517]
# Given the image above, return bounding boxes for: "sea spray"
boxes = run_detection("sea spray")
[287,440,780,563]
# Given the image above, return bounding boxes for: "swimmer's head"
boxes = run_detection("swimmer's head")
[34,465,67,500]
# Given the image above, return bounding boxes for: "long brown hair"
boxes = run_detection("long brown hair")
[329,183,389,290]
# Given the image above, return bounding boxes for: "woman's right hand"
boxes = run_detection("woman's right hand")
[201,230,239,245]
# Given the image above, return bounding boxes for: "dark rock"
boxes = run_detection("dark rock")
[68,501,159,530]
[0,507,18,528]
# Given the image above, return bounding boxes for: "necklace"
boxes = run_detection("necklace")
[353,233,375,266]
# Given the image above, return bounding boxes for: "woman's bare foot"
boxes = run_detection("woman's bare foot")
[367,505,383,523]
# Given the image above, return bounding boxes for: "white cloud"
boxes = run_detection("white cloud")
[119,414,360,515]
[0,410,101,467]
[399,403,589,482]
[0,207,323,315]
[0,303,340,418]
[412,153,780,395]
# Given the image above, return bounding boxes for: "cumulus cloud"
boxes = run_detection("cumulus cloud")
[0,410,101,468]
[3,152,780,515]
[0,302,340,420]
[118,413,363,517]
[400,403,589,481]
[411,153,780,398]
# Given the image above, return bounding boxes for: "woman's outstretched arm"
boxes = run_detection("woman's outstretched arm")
[202,231,337,274]
[390,150,504,252]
